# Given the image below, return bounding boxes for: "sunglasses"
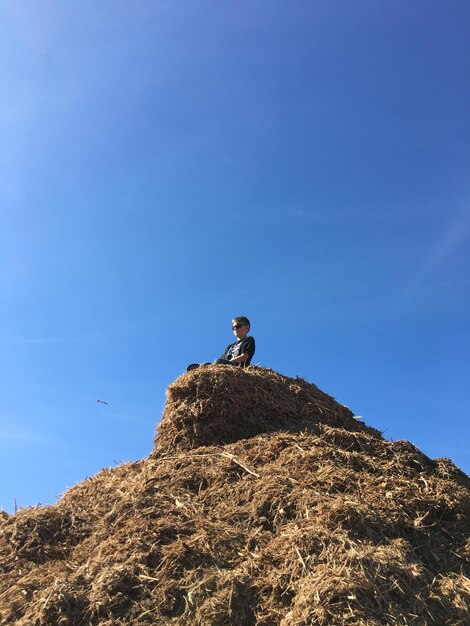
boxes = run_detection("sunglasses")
[232,323,247,330]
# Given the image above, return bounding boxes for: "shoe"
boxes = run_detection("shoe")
[186,363,200,371]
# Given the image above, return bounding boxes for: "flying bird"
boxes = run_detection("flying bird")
[97,400,109,405]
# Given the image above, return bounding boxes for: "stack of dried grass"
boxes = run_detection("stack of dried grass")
[154,366,381,454]
[1,366,469,625]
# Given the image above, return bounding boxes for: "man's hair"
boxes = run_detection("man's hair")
[233,316,250,327]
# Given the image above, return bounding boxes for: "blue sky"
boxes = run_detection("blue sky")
[1,1,469,513]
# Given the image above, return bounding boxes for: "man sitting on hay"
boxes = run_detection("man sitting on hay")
[187,316,255,371]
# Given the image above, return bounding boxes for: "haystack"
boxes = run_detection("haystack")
[1,366,469,625]
[154,366,381,454]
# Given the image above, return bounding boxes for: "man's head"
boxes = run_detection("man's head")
[232,316,250,340]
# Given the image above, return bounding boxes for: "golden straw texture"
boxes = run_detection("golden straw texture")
[1,367,469,625]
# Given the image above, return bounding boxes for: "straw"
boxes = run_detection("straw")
[1,366,468,625]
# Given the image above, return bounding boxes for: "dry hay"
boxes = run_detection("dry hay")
[1,366,469,625]
[154,366,381,454]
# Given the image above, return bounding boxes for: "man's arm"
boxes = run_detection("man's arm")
[229,352,250,364]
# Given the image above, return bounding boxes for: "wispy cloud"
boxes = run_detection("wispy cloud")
[0,425,53,447]
[395,202,470,305]
[0,323,139,346]
[426,205,470,268]
[0,421,75,452]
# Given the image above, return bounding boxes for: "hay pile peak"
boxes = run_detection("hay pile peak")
[153,366,381,455]
[1,367,469,625]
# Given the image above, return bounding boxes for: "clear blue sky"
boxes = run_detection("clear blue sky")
[1,1,469,513]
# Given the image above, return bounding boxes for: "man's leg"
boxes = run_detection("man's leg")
[186,362,212,371]
[213,358,238,366]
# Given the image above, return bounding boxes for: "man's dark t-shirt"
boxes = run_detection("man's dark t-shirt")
[221,336,256,366]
